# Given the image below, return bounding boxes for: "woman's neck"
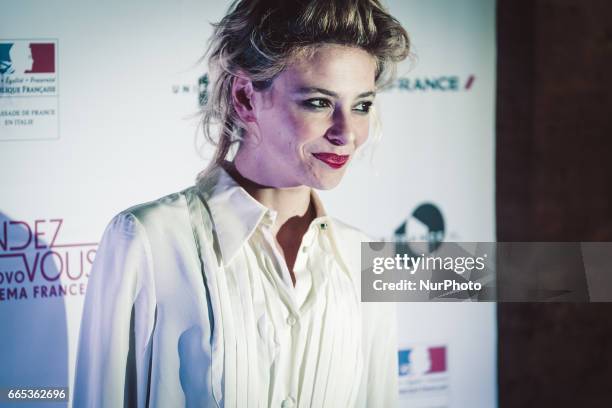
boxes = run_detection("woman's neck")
[225,157,317,284]
[223,160,314,236]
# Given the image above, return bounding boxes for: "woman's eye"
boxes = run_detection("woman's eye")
[353,101,373,113]
[303,98,331,109]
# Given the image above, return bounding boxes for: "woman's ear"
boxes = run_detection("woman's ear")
[231,74,257,123]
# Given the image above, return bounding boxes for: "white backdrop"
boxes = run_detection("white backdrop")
[1,1,497,406]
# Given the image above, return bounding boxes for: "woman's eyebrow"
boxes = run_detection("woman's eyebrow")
[295,86,376,99]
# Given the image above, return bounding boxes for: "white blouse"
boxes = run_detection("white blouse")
[74,165,398,407]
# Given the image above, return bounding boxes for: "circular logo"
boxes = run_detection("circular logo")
[394,203,445,252]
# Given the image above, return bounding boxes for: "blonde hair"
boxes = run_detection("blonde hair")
[199,0,410,175]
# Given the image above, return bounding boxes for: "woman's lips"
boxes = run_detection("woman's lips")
[312,153,350,169]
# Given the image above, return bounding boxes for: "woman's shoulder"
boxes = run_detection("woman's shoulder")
[103,186,200,241]
[327,216,376,275]
[329,216,375,245]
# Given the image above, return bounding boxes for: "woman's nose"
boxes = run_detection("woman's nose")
[325,108,355,146]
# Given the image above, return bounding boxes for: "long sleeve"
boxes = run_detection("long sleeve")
[73,212,156,408]
[359,301,399,408]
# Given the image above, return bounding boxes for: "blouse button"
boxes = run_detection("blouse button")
[319,222,328,230]
[281,397,295,408]
[286,315,297,326]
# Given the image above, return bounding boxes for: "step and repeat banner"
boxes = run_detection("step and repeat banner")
[1,1,496,406]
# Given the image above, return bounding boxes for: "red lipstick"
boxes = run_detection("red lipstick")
[312,153,350,169]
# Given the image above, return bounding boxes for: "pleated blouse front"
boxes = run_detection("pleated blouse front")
[73,165,398,408]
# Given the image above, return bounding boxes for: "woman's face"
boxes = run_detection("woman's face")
[244,44,377,190]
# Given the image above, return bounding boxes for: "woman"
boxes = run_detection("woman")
[74,0,410,406]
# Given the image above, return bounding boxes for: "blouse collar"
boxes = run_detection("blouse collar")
[195,164,338,267]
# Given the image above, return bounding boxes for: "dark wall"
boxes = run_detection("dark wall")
[496,0,612,406]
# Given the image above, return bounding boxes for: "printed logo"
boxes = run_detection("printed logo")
[171,73,209,108]
[398,346,447,376]
[0,39,59,141]
[0,217,97,302]
[395,203,446,251]
[0,42,55,75]
[398,344,450,402]
[388,75,476,92]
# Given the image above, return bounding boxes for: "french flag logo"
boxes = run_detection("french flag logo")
[398,345,447,376]
[0,41,55,74]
